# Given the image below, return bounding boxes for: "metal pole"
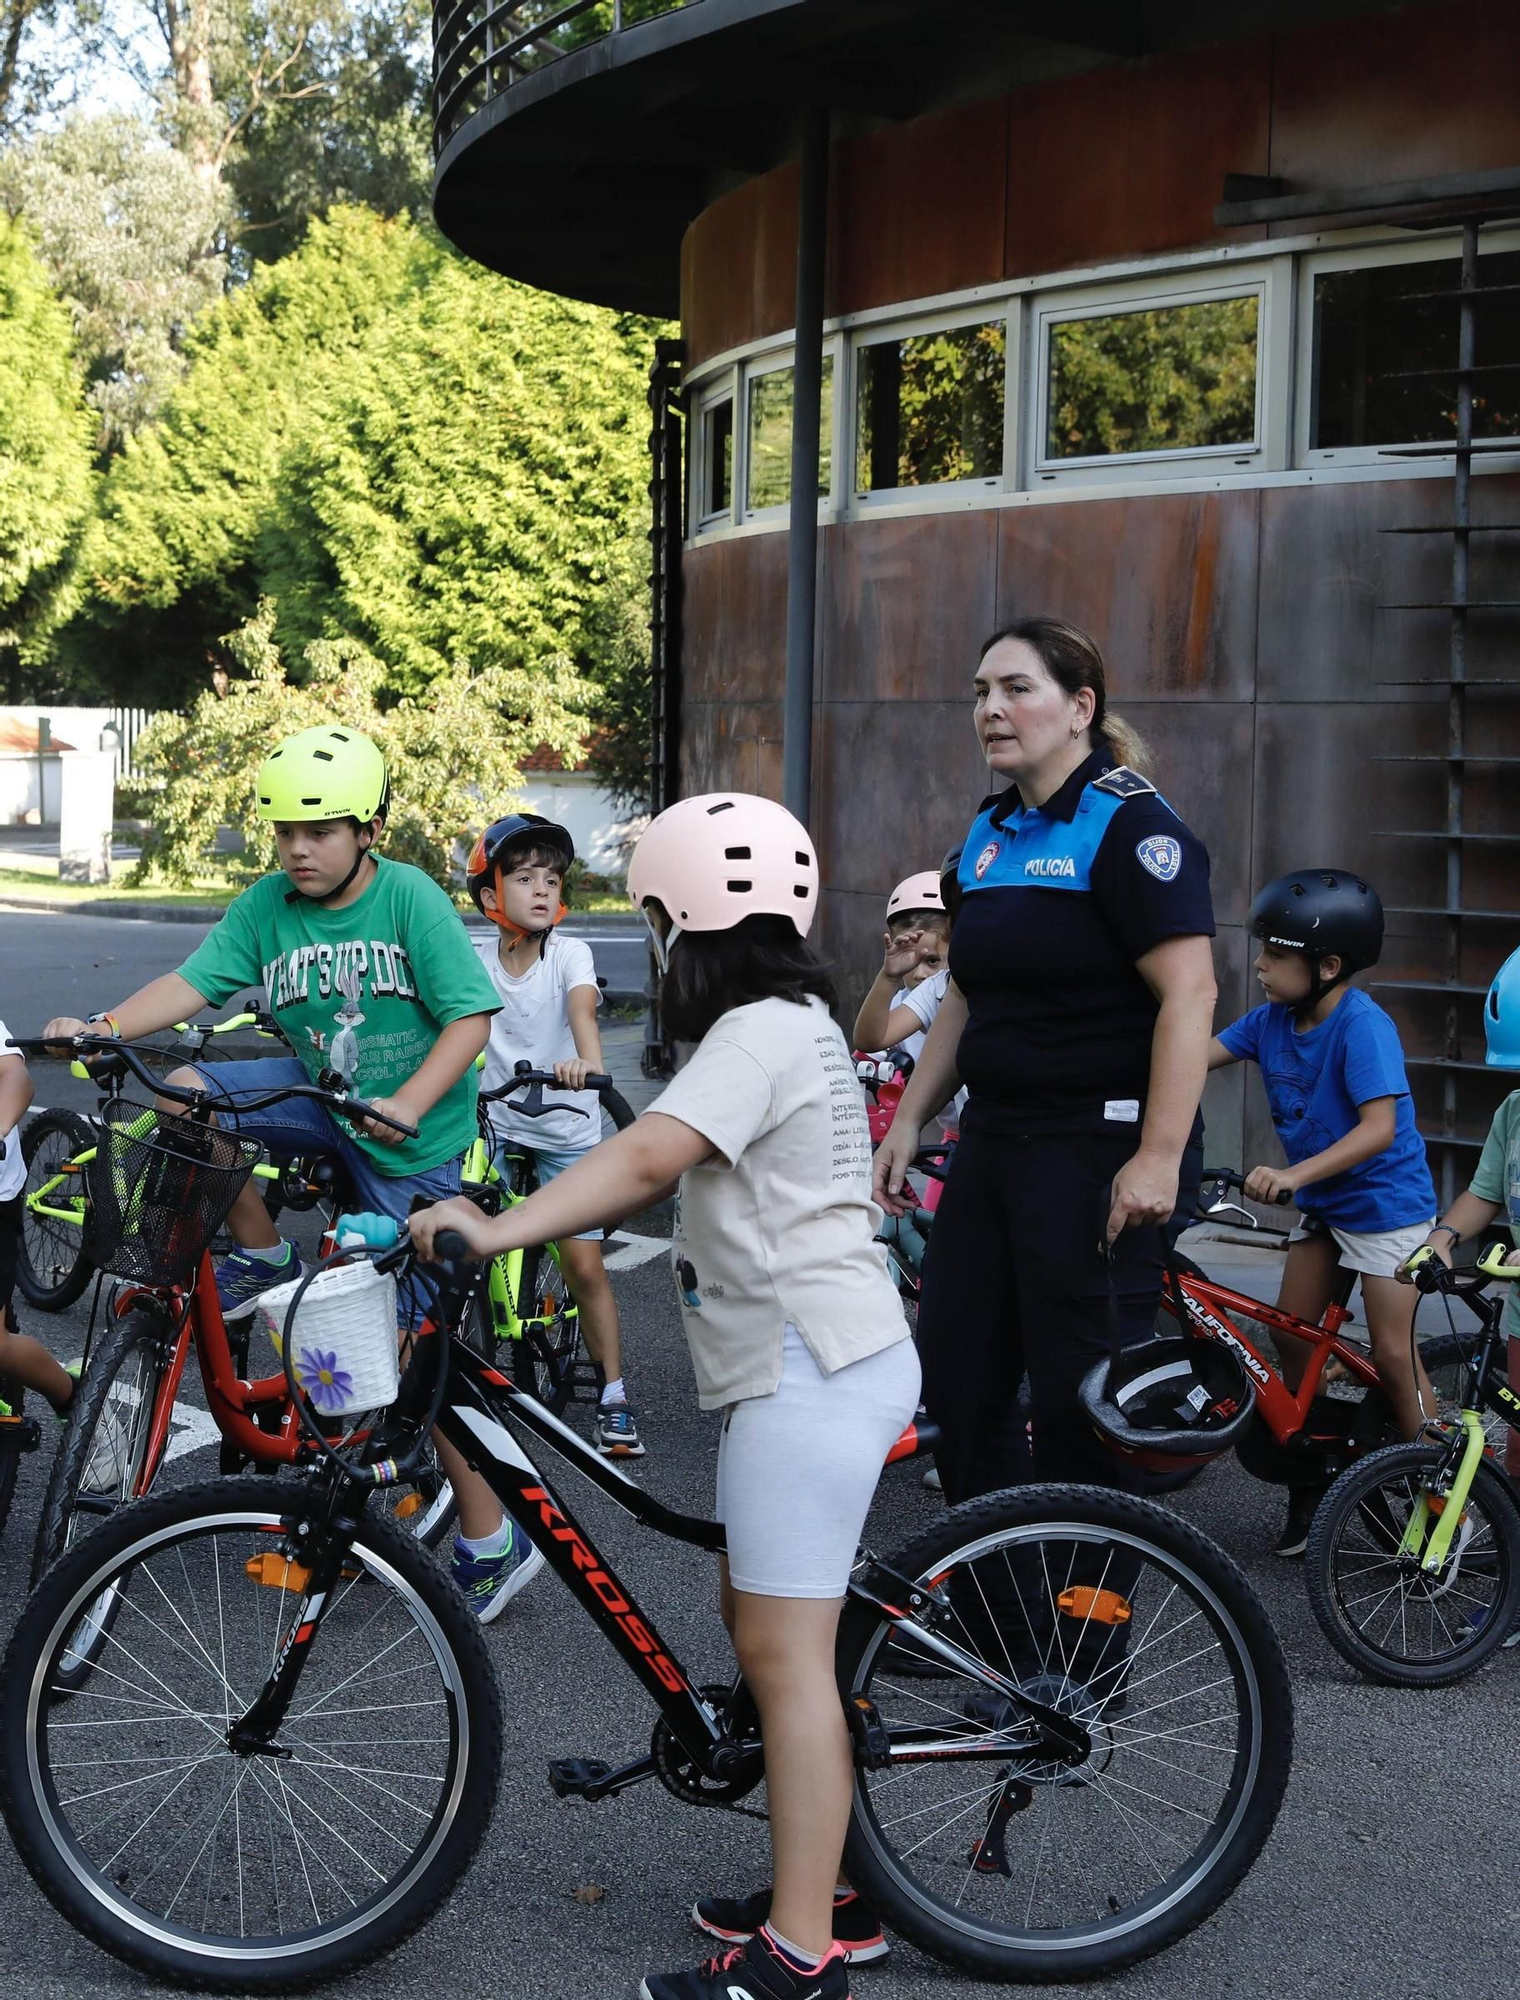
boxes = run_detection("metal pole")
[782,107,829,826]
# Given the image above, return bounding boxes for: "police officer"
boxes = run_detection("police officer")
[874,617,1217,1507]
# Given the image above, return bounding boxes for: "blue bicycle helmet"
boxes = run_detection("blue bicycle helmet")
[1484,945,1520,1069]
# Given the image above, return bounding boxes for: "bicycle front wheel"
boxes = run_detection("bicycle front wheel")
[496,1244,581,1415]
[0,1476,503,1991]
[17,1107,96,1311]
[838,1484,1293,1983]
[1305,1440,1520,1687]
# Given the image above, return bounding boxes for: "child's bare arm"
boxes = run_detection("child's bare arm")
[0,1053,34,1137]
[1206,1036,1238,1071]
[555,986,605,1093]
[1242,1096,1397,1206]
[43,972,210,1046]
[362,1012,492,1146]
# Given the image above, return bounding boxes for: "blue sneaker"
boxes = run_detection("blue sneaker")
[450,1524,545,1624]
[595,1400,645,1457]
[214,1242,302,1322]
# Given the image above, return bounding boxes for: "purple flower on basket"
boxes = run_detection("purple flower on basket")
[296,1348,353,1411]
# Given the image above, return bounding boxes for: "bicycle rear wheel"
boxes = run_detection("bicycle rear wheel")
[17,1108,97,1311]
[1305,1440,1520,1686]
[838,1484,1292,1982]
[0,1476,503,1991]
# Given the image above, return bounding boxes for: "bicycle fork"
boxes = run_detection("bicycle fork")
[1402,1409,1489,1574]
[226,1504,365,1756]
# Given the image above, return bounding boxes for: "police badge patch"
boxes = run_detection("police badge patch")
[974,841,1001,880]
[1136,834,1182,882]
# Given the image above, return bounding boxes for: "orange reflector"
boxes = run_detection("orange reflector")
[246,1553,311,1592]
[1425,1496,1469,1525]
[1057,1586,1133,1626]
[393,1492,424,1521]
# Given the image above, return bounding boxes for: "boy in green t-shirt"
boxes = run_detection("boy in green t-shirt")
[43,725,541,1622]
[1403,942,1520,1648]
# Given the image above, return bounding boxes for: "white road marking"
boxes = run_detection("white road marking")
[163,1404,225,1464]
[601,1230,669,1273]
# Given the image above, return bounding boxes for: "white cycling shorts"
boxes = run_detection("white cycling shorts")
[716,1325,922,1599]
[1290,1214,1436,1279]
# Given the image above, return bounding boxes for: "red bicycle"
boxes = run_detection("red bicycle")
[1160,1168,1490,1492]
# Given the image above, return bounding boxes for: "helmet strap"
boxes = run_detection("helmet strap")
[282,831,378,907]
[1296,953,1350,1020]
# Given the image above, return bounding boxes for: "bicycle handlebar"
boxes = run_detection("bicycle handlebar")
[1405,1240,1516,1298]
[477,1062,614,1113]
[1201,1166,1293,1207]
[9,1033,418,1139]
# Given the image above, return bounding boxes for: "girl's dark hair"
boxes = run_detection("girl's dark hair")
[978,616,1152,776]
[660,912,837,1043]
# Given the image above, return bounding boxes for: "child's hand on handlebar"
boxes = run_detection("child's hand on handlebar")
[553,1059,595,1093]
[1242,1164,1299,1207]
[408,1197,498,1264]
[1397,1237,1453,1285]
[357,1092,419,1147]
[40,1016,89,1048]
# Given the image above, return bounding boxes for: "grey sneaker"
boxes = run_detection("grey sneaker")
[595,1399,645,1458]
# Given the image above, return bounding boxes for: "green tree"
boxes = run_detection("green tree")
[0,112,229,440]
[133,596,591,884]
[1046,297,1259,461]
[0,211,94,695]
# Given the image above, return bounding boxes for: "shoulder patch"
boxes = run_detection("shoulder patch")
[1092,765,1156,800]
[1136,834,1183,882]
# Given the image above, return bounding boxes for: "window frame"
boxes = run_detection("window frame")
[1028,265,1279,487]
[848,300,1014,506]
[1294,227,1520,469]
[690,371,737,535]
[738,338,842,524]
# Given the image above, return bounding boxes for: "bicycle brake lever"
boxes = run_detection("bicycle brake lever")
[503,1077,589,1121]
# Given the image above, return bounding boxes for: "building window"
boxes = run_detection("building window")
[1310,250,1520,449]
[854,320,1006,492]
[697,394,733,523]
[745,357,833,511]
[1043,293,1260,463]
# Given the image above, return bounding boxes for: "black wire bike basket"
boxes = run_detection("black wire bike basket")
[84,1100,263,1287]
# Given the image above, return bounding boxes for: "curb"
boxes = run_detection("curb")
[0,894,230,923]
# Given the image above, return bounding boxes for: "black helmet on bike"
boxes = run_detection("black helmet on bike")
[939,844,964,922]
[1078,1337,1256,1476]
[1248,869,1383,1009]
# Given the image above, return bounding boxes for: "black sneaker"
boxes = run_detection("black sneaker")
[1274,1486,1324,1559]
[641,1931,851,2000]
[694,1887,888,1965]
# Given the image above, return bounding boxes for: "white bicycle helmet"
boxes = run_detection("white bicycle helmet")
[627,793,818,968]
[886,872,946,920]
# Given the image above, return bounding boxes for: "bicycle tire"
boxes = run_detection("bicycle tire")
[1305,1439,1520,1687]
[0,1375,24,1538]
[499,1242,579,1416]
[0,1475,504,1991]
[31,1302,170,1691]
[836,1483,1293,1982]
[16,1107,97,1311]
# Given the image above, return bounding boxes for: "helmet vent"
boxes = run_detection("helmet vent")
[724,846,752,860]
[795,851,809,866]
[793,885,808,898]
[301,795,321,805]
[707,801,735,816]
[313,751,333,763]
[727,879,752,893]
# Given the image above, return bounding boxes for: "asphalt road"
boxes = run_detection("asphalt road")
[0,911,1514,2000]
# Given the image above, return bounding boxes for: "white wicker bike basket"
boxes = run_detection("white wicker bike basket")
[257,1261,400,1418]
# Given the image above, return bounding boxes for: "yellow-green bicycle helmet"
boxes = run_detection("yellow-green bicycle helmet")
[255,726,390,826]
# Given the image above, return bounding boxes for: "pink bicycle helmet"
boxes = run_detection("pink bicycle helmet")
[627,793,818,967]
[886,871,946,920]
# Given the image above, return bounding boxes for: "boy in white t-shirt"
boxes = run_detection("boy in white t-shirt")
[465,814,641,1456]
[851,871,951,1064]
[0,1026,79,1420]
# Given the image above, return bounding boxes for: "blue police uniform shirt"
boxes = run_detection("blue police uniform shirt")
[1217,989,1435,1232]
[949,750,1215,1136]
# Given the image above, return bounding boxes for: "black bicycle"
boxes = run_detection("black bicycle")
[0,1227,1293,1990]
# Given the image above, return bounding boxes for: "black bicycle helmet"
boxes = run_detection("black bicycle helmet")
[1248,869,1384,972]
[939,843,964,922]
[1078,1337,1256,1476]
[466,812,575,914]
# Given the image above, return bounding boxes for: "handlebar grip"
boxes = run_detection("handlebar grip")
[1477,1242,1519,1281]
[343,1100,418,1139]
[435,1229,472,1264]
[335,1212,401,1250]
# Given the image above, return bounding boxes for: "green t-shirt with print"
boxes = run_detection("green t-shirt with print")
[1469,1088,1520,1339]
[177,859,498,1176]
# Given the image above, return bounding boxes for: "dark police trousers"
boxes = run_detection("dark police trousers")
[917,1122,1202,1505]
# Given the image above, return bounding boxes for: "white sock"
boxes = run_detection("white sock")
[243,1239,292,1266]
[458,1516,513,1557]
[762,1924,826,1973]
[600,1377,626,1407]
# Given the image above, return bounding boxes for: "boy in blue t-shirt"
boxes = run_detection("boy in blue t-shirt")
[1208,869,1436,1554]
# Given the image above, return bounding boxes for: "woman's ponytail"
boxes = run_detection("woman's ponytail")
[1098,712,1154,779]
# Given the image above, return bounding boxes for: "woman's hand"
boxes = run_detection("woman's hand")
[1242,1164,1299,1208]
[408,1197,501,1264]
[1106,1148,1181,1243]
[873,1120,922,1217]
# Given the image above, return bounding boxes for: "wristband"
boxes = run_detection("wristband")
[86,1012,122,1039]
[1429,1223,1461,1244]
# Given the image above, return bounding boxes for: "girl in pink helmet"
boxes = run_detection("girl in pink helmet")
[412,791,920,2000]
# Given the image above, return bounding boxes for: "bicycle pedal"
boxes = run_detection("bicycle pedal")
[0,1415,40,1453]
[548,1757,612,1799]
[847,1696,892,1771]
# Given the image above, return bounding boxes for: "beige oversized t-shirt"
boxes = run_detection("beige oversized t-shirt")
[650,995,910,1410]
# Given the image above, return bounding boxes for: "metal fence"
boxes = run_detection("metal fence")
[433,0,700,156]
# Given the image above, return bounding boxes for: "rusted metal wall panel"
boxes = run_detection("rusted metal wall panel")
[995,492,1261,703]
[830,98,1008,319]
[1003,40,1271,281]
[679,533,790,706]
[1269,0,1520,214]
[681,164,799,371]
[816,514,998,705]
